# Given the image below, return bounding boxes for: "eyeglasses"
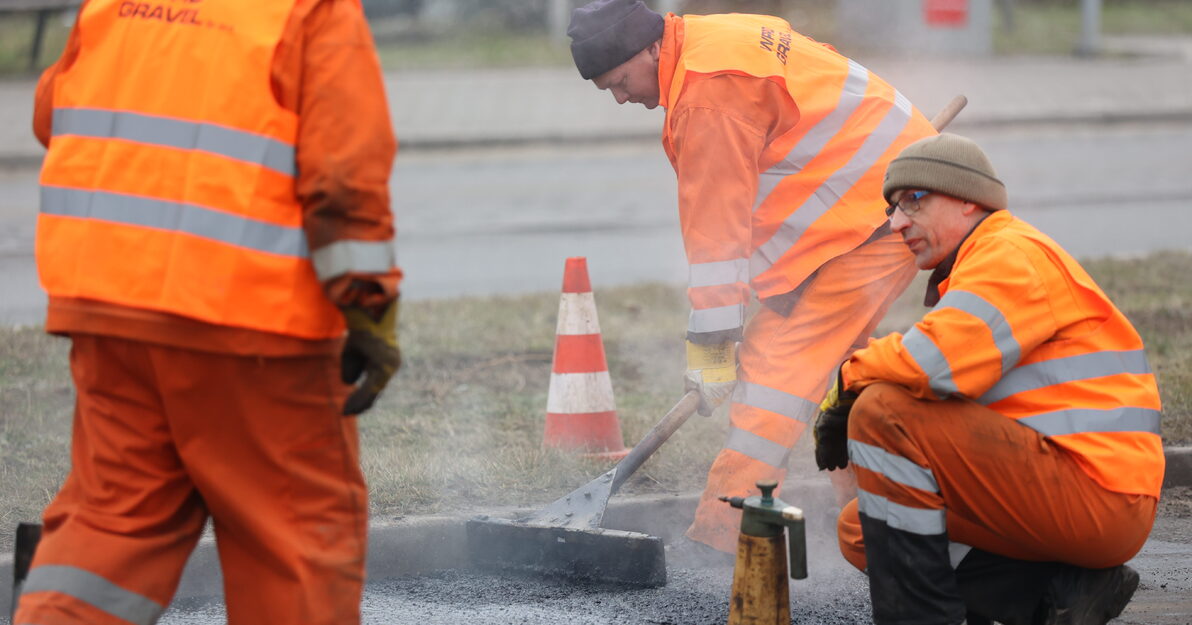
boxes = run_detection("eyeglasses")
[885,190,933,218]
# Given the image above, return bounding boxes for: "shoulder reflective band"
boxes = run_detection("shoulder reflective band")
[752,59,870,212]
[857,489,946,536]
[981,349,1153,405]
[21,565,165,625]
[311,239,396,281]
[724,426,790,468]
[903,288,1022,397]
[732,381,819,423]
[848,439,939,493]
[52,107,296,177]
[41,186,308,258]
[687,303,745,334]
[751,91,913,275]
[1018,406,1162,437]
[688,258,749,289]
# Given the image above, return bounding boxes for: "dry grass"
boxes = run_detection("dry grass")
[1,251,1189,551]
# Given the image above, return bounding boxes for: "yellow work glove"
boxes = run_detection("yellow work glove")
[813,365,858,471]
[340,298,401,415]
[683,340,738,417]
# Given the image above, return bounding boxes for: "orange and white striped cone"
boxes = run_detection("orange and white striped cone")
[543,257,629,461]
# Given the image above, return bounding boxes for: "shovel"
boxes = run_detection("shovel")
[466,391,700,587]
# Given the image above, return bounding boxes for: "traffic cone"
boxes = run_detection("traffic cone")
[543,257,629,460]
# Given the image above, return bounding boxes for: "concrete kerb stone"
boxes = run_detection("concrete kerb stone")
[1,448,1190,617]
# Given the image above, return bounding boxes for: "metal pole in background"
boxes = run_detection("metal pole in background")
[1077,0,1101,57]
[549,0,570,45]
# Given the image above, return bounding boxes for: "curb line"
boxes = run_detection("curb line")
[2,448,1190,617]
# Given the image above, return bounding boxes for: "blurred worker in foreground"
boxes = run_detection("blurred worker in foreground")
[567,0,936,557]
[817,134,1163,625]
[16,1,401,623]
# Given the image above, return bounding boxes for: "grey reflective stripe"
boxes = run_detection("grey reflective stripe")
[903,326,958,397]
[1018,406,1162,437]
[751,91,913,276]
[41,186,308,258]
[936,290,1021,375]
[948,542,973,569]
[731,381,818,423]
[981,349,1154,405]
[688,304,744,334]
[857,489,946,536]
[21,565,164,625]
[752,59,870,211]
[848,440,939,493]
[689,258,749,289]
[53,107,296,176]
[725,427,790,468]
[311,239,396,281]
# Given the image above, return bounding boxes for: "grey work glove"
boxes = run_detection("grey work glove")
[340,298,401,415]
[813,365,858,471]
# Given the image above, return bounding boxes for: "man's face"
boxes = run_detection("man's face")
[592,41,662,109]
[888,190,983,270]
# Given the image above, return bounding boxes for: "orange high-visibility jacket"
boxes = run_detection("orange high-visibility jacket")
[37,0,395,340]
[658,14,936,340]
[844,211,1164,497]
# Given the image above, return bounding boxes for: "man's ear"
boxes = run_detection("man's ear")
[648,39,662,61]
[960,201,984,217]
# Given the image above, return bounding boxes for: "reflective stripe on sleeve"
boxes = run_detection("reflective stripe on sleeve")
[903,326,959,398]
[751,91,913,275]
[980,349,1153,405]
[689,258,749,289]
[752,60,870,211]
[41,186,308,258]
[935,290,1021,376]
[1018,406,1162,437]
[311,239,396,281]
[53,107,295,176]
[725,427,790,468]
[848,440,940,493]
[688,304,745,334]
[731,381,819,423]
[21,565,165,625]
[857,489,946,536]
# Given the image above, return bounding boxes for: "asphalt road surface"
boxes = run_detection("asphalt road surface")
[1,122,1190,326]
[150,513,1192,624]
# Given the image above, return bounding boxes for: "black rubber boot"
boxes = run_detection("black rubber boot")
[1040,564,1140,625]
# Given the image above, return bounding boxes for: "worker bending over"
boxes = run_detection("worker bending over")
[817,133,1163,624]
[567,0,936,557]
[16,1,401,623]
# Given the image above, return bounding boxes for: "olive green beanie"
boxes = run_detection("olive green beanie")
[882,133,1007,211]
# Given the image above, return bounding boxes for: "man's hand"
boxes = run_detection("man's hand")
[340,299,401,415]
[684,340,737,416]
[813,366,858,471]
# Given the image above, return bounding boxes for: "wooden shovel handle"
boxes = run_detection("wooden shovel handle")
[930,94,968,131]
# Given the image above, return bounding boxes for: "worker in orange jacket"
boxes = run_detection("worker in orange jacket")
[15,1,400,624]
[567,0,935,557]
[815,134,1163,624]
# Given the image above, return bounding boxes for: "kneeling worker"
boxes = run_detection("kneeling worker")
[815,133,1164,624]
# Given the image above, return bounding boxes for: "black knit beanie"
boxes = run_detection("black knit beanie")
[568,0,664,80]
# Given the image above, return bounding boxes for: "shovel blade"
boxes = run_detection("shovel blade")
[521,467,616,530]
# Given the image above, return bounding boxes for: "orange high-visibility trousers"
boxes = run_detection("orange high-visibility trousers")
[686,231,917,553]
[15,335,368,625]
[837,382,1157,573]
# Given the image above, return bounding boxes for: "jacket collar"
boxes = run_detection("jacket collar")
[923,211,1000,306]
